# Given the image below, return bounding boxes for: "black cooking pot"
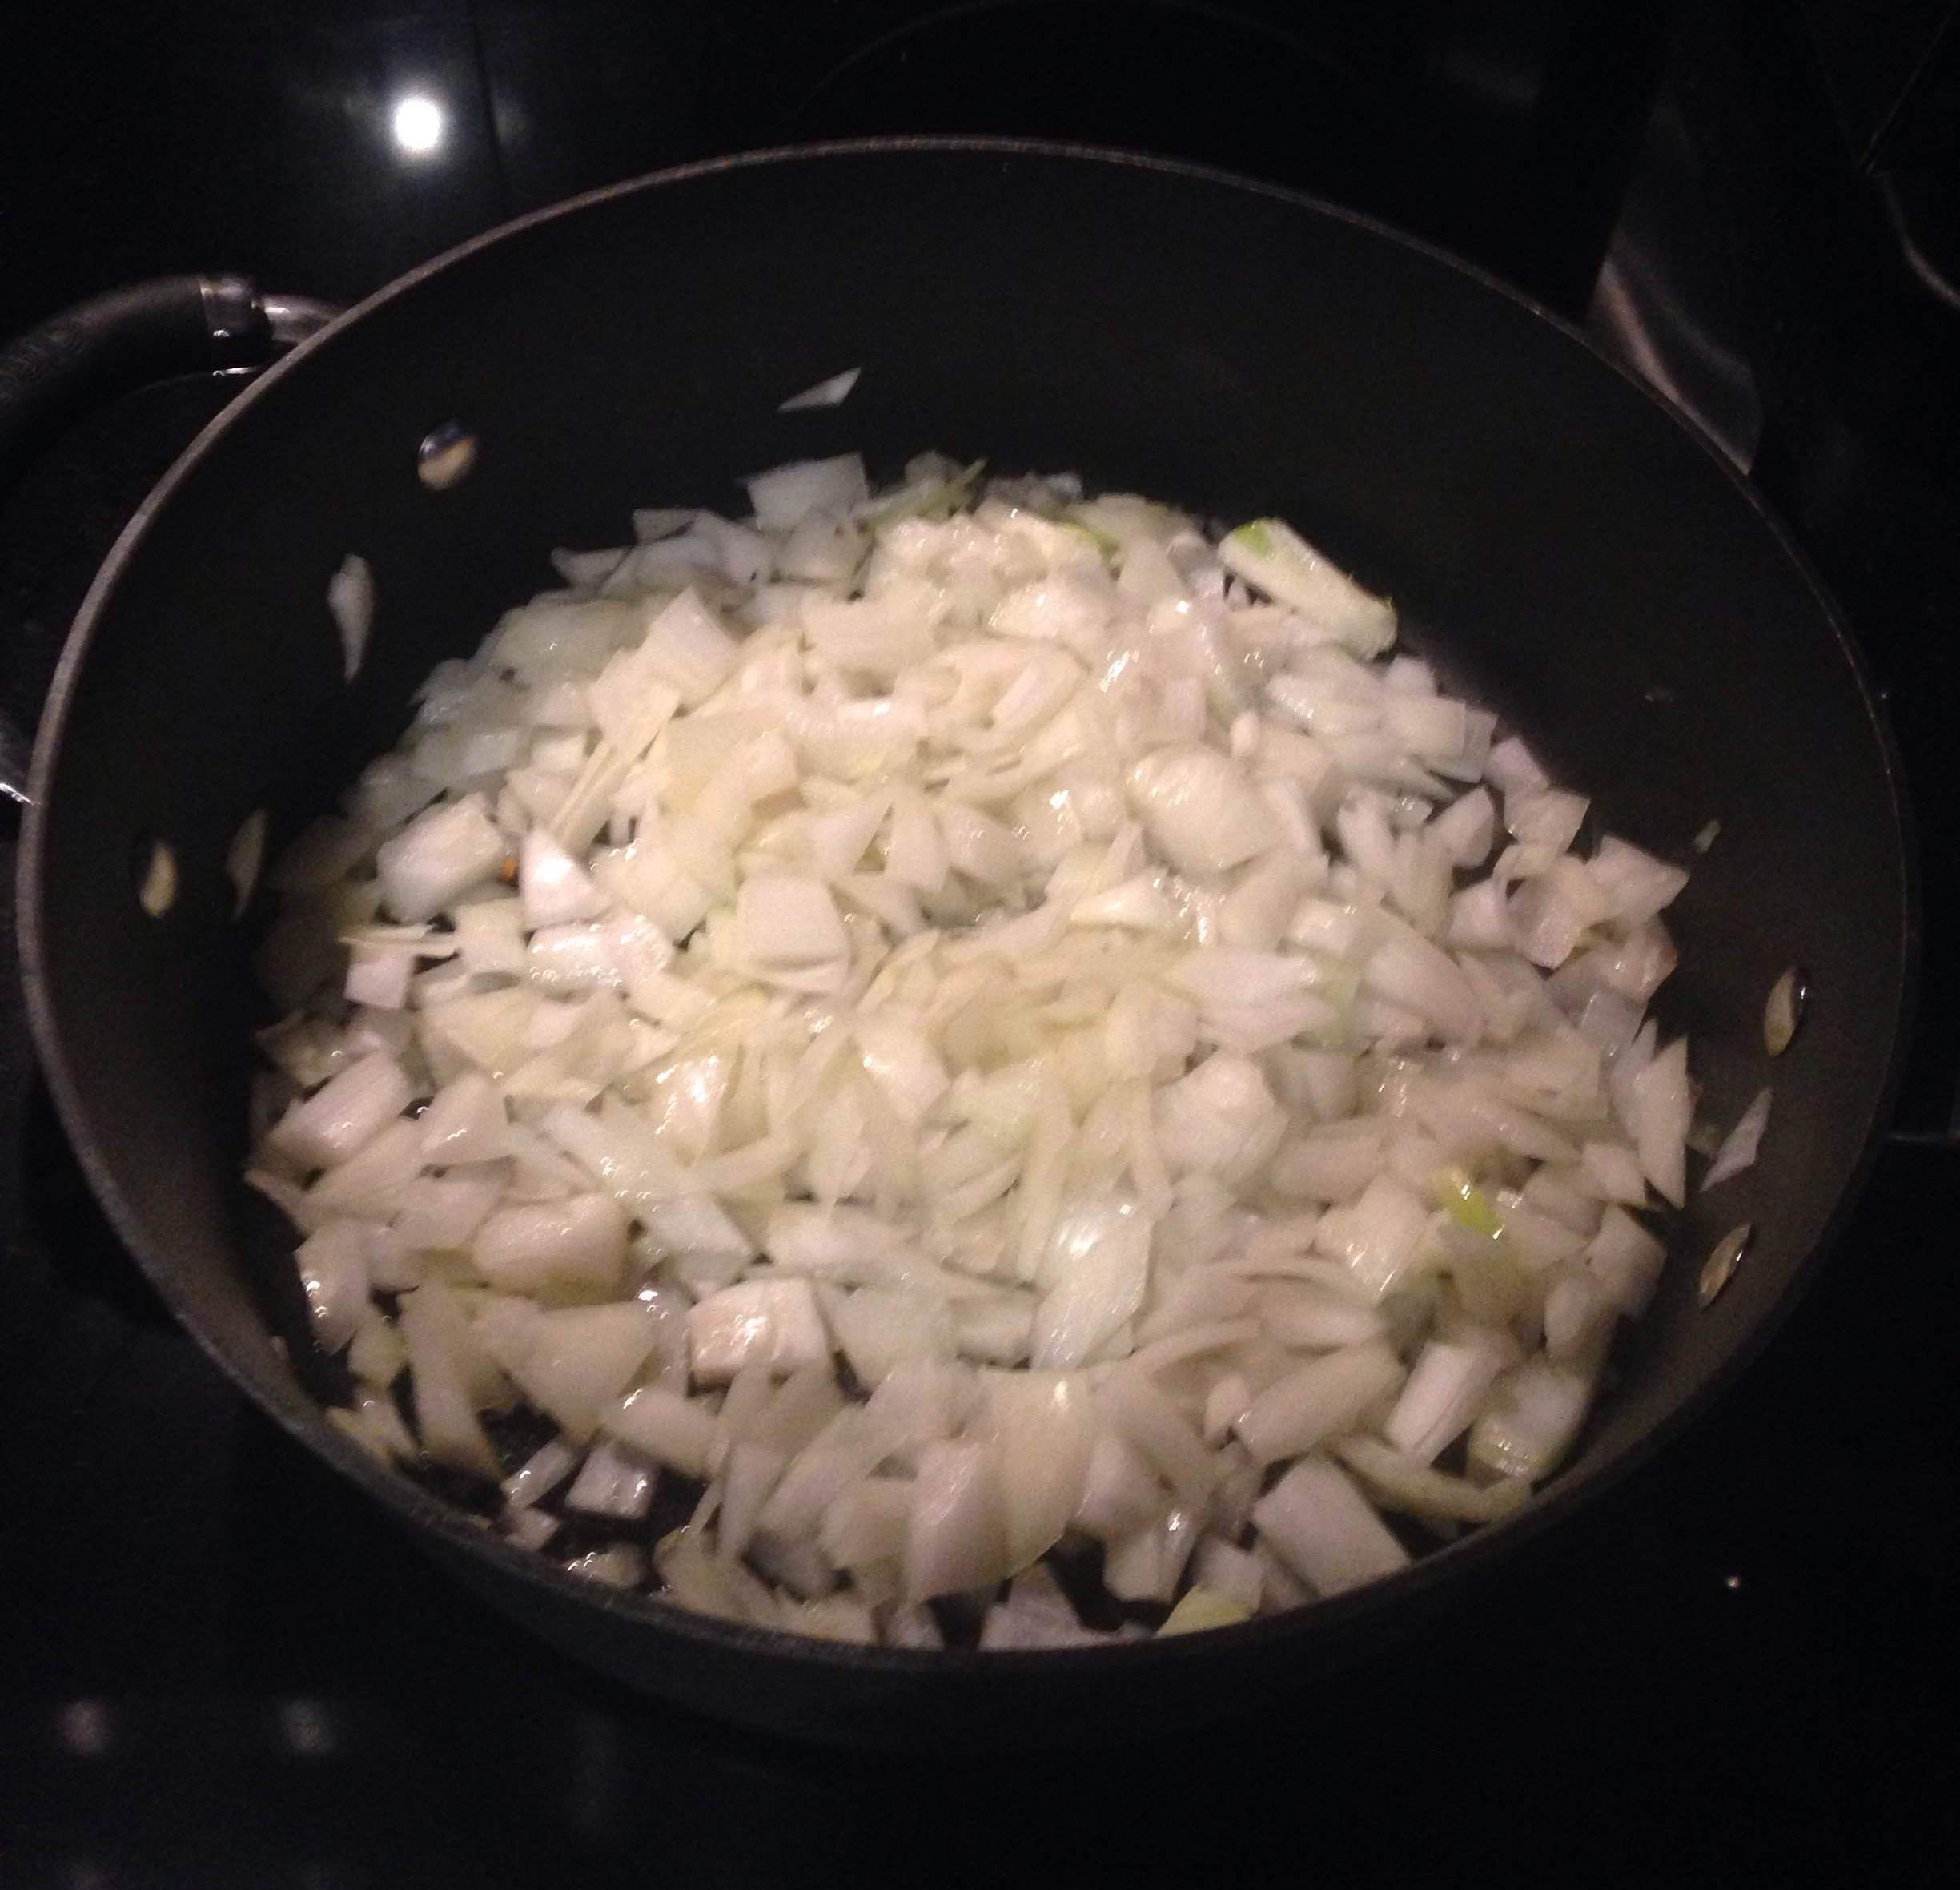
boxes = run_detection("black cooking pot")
[4,142,1912,1745]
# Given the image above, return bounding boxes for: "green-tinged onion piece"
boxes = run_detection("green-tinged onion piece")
[1219,517,1396,657]
[1432,1164,1501,1239]
[1058,509,1121,555]
[863,457,986,529]
[1159,1586,1252,1636]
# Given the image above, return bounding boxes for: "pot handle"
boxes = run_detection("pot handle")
[0,276,339,806]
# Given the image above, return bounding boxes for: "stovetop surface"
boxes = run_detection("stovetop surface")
[2,6,1957,1884]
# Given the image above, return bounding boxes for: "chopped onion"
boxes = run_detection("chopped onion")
[392,1170,501,1251]
[518,827,607,928]
[1253,1456,1412,1597]
[472,1194,628,1295]
[488,1302,660,1442]
[778,367,861,412]
[1234,1341,1405,1466]
[249,454,1701,1641]
[1580,1137,1647,1205]
[747,454,870,532]
[376,796,508,924]
[1586,1205,1667,1317]
[1072,1430,1167,1540]
[564,1439,657,1520]
[981,1370,1094,1569]
[295,1221,369,1353]
[397,1284,500,1478]
[1632,1036,1693,1208]
[1588,835,1688,924]
[1219,519,1395,657]
[1702,1087,1771,1190]
[1468,1360,1593,1481]
[327,553,373,681]
[1101,1375,1218,1510]
[267,1052,412,1171]
[687,1278,830,1385]
[1126,743,1279,876]
[605,1385,717,1478]
[1191,1537,1265,1615]
[1384,1329,1516,1465]
[904,1439,1010,1602]
[1334,1435,1529,1524]
[1315,1174,1432,1301]
[503,1438,580,1510]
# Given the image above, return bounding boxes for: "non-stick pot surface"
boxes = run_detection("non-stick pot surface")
[20,143,1909,1740]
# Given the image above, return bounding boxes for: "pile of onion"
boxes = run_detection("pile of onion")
[249,452,1697,1648]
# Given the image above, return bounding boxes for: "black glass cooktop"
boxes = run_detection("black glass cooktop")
[3,5,1957,1885]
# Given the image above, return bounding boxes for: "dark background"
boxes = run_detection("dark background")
[2,3,1958,1884]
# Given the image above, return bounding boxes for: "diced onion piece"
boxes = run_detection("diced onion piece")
[904,1439,1010,1602]
[376,796,507,924]
[327,553,373,681]
[1430,788,1496,868]
[472,1194,628,1295]
[1485,737,1548,795]
[1219,519,1396,657]
[416,1072,507,1165]
[392,1171,502,1251]
[736,873,848,971]
[344,945,414,1010]
[295,1220,369,1353]
[829,1287,953,1387]
[1154,1053,1282,1178]
[720,1442,790,1561]
[492,1302,661,1442]
[520,827,607,928]
[1315,1175,1432,1301]
[1072,1430,1167,1540]
[1191,1537,1265,1615]
[1253,1455,1412,1596]
[1702,1087,1771,1190]
[1126,743,1279,876]
[1101,1375,1218,1510]
[1384,1329,1516,1466]
[1030,1197,1151,1369]
[1542,1269,1616,1367]
[980,1371,1094,1571]
[747,453,870,532]
[1580,1138,1647,1205]
[1234,1341,1405,1467]
[1334,1435,1530,1523]
[1631,1037,1693,1208]
[398,1282,501,1479]
[1589,835,1688,924]
[633,589,741,707]
[564,1440,657,1520]
[605,1385,717,1478]
[502,1438,580,1510]
[1468,1360,1594,1481]
[1586,1205,1667,1317]
[687,1278,830,1385]
[1363,927,1482,1042]
[778,367,861,412]
[267,1052,412,1171]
